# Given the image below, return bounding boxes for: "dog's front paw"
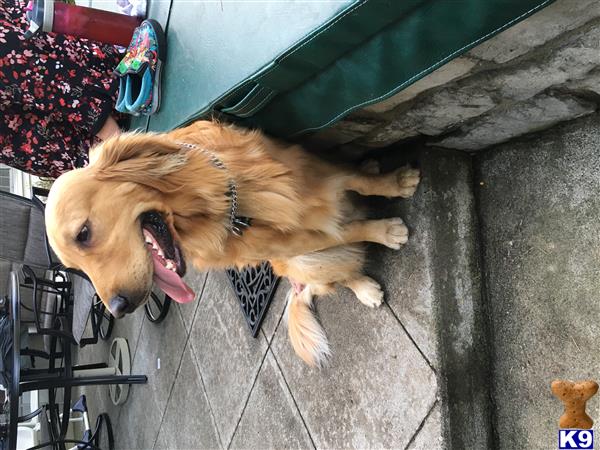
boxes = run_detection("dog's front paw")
[379,217,409,250]
[352,277,384,308]
[394,166,421,198]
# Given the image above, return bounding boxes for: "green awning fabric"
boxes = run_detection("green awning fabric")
[148,0,556,138]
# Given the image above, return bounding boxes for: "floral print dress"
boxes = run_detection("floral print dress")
[0,0,123,177]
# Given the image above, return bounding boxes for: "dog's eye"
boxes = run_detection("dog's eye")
[76,225,91,244]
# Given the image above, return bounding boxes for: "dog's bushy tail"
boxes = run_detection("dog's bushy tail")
[285,286,330,367]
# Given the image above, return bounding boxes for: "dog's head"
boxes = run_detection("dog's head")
[45,133,196,318]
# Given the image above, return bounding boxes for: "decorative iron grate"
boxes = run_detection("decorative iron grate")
[226,262,279,337]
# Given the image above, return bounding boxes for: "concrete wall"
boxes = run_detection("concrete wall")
[475,111,600,450]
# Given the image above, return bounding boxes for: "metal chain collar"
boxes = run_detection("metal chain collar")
[177,142,251,236]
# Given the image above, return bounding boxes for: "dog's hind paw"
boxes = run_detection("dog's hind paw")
[379,217,409,250]
[393,166,421,198]
[348,276,384,308]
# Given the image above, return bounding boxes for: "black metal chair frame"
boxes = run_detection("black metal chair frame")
[8,188,112,349]
[16,270,111,442]
[6,271,147,450]
[19,265,102,348]
[17,403,112,450]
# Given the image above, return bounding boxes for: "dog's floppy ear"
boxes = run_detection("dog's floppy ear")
[91,133,188,193]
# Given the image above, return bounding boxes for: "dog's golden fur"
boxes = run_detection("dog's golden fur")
[45,120,420,366]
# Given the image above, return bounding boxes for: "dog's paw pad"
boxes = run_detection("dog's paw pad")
[395,166,421,198]
[354,278,384,308]
[382,218,409,249]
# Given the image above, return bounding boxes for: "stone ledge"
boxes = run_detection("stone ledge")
[468,0,600,64]
[362,57,479,114]
[435,93,596,150]
[313,1,600,153]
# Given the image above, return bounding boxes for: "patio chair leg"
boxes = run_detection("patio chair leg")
[20,374,148,392]
[72,362,109,371]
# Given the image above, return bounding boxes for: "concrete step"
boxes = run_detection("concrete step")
[475,113,600,450]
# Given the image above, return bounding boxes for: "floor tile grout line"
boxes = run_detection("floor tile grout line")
[150,271,211,450]
[175,303,187,335]
[177,271,210,334]
[184,271,210,336]
[181,271,226,448]
[150,337,192,450]
[189,340,225,449]
[403,398,438,450]
[261,287,317,449]
[268,305,287,344]
[186,274,226,448]
[267,291,288,344]
[274,283,435,374]
[265,285,426,450]
[226,339,270,450]
[269,348,318,450]
[130,312,147,366]
[384,302,437,374]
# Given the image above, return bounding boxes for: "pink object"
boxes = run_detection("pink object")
[24,0,142,46]
[52,2,142,46]
[151,254,195,304]
[290,279,306,295]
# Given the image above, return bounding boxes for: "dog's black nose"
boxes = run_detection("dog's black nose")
[108,295,131,318]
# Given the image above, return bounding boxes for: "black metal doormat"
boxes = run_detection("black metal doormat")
[226,261,280,337]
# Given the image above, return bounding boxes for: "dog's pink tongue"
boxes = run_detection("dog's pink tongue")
[151,255,195,303]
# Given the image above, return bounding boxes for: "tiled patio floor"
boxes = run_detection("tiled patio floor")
[78,267,442,449]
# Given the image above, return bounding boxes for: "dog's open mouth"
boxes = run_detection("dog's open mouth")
[141,211,195,304]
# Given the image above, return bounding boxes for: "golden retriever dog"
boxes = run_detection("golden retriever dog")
[45,120,420,366]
